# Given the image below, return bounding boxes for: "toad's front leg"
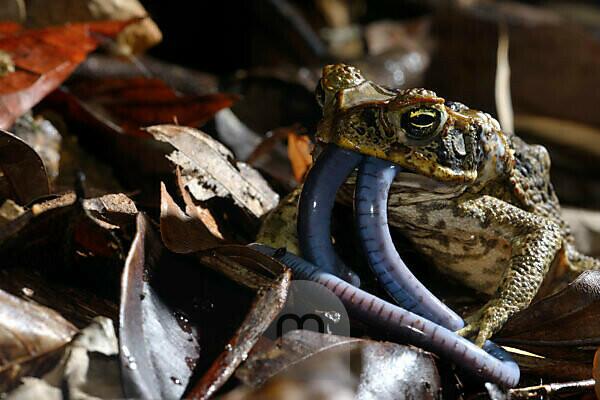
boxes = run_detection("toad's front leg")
[456,195,563,346]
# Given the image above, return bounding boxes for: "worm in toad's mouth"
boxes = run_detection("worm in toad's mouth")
[255,143,520,387]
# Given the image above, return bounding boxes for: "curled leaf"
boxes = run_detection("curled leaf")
[0,129,49,204]
[147,124,279,219]
[65,77,237,138]
[7,317,124,400]
[159,182,223,253]
[500,271,600,344]
[25,0,162,55]
[235,330,441,400]
[188,246,291,399]
[497,271,600,372]
[120,213,201,399]
[0,289,77,392]
[121,215,290,399]
[287,131,313,183]
[0,20,132,128]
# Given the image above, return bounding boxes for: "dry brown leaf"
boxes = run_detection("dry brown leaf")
[0,129,49,204]
[509,352,592,382]
[12,114,62,181]
[175,167,225,241]
[82,193,138,230]
[63,77,237,139]
[147,124,279,219]
[24,0,161,55]
[0,20,132,129]
[0,289,77,392]
[120,213,202,399]
[287,132,313,183]
[235,330,441,400]
[188,246,291,399]
[497,271,600,371]
[7,317,124,400]
[121,214,290,399]
[159,182,223,253]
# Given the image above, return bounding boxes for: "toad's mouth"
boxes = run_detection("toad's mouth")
[297,144,462,324]
[392,170,467,194]
[290,143,519,387]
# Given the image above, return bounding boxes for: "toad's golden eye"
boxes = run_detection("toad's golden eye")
[400,107,445,140]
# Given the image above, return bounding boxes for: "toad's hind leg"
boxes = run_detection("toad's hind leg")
[455,195,563,346]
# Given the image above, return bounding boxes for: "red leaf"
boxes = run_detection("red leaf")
[0,20,132,129]
[64,77,238,138]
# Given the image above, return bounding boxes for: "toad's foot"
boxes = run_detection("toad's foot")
[457,300,513,347]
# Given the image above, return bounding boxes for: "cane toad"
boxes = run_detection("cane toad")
[258,64,600,346]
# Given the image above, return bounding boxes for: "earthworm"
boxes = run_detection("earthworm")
[251,243,520,388]
[355,156,464,331]
[297,144,363,286]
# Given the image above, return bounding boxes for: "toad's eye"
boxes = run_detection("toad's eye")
[401,107,445,140]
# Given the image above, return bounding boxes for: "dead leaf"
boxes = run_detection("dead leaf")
[175,167,225,242]
[119,213,204,399]
[7,316,124,400]
[147,124,279,220]
[235,330,441,400]
[24,0,162,55]
[287,132,313,183]
[11,113,61,181]
[0,20,132,129]
[0,129,49,204]
[0,289,77,392]
[120,215,290,399]
[76,54,218,96]
[0,262,119,331]
[64,77,238,138]
[509,351,592,381]
[43,78,237,198]
[82,193,138,230]
[159,182,223,253]
[497,271,600,365]
[188,246,291,399]
[0,192,138,328]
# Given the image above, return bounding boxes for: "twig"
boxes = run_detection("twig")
[509,379,595,399]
